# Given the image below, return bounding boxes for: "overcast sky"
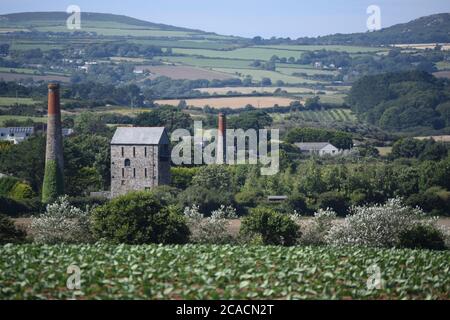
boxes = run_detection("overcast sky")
[1,0,449,38]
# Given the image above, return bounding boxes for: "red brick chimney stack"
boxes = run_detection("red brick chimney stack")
[216,113,226,164]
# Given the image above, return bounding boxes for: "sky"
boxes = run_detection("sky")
[1,0,450,38]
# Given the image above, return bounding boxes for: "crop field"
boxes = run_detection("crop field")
[212,68,322,84]
[0,244,449,299]
[415,135,450,142]
[277,66,338,76]
[272,109,356,123]
[136,65,235,81]
[155,56,255,69]
[156,96,297,109]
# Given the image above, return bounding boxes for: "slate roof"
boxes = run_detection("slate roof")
[111,127,169,145]
[295,142,336,151]
[0,127,34,135]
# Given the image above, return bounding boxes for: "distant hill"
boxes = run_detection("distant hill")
[0,11,232,39]
[296,13,450,45]
[347,71,450,132]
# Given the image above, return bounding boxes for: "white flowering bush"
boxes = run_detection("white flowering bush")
[184,204,237,244]
[326,198,436,248]
[300,208,337,246]
[30,196,94,244]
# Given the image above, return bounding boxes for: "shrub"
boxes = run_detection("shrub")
[406,187,450,216]
[282,193,309,214]
[0,214,27,244]
[317,191,349,216]
[68,196,108,210]
[399,225,447,250]
[299,208,337,246]
[91,191,189,244]
[30,196,94,244]
[184,204,237,244]
[8,182,34,200]
[240,208,300,246]
[326,198,435,248]
[0,177,20,196]
[178,185,235,215]
[0,196,42,217]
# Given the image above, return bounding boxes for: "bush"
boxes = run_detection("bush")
[68,196,108,210]
[91,191,189,244]
[317,191,349,216]
[240,208,300,246]
[0,214,27,244]
[30,196,94,244]
[326,198,435,248]
[406,187,450,216]
[184,204,237,244]
[299,209,337,246]
[178,185,235,215]
[8,182,34,200]
[399,225,447,250]
[0,196,42,217]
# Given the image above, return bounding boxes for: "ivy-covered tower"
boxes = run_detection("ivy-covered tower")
[42,83,64,203]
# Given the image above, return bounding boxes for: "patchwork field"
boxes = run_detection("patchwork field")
[156,96,298,109]
[212,68,322,84]
[272,109,356,123]
[433,71,450,79]
[0,244,448,299]
[135,65,235,81]
[415,135,450,142]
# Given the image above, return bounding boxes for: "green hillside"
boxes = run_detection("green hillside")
[0,11,238,39]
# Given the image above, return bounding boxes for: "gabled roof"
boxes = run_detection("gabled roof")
[111,127,169,145]
[295,142,336,151]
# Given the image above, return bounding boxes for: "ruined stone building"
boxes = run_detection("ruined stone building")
[110,127,171,198]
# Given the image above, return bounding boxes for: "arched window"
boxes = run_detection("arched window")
[124,159,131,167]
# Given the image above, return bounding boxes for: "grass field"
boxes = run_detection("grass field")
[156,96,297,109]
[253,45,387,53]
[212,68,322,84]
[196,86,317,95]
[0,244,448,299]
[0,115,46,125]
[0,72,70,83]
[0,97,38,106]
[136,65,234,81]
[376,147,393,156]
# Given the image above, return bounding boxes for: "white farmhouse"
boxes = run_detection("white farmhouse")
[295,142,340,156]
[0,127,34,144]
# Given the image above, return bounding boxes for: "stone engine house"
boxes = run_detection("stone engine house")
[111,127,170,198]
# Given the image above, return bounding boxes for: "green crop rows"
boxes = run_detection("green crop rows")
[1,244,449,300]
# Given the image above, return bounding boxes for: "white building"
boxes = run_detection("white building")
[0,127,34,144]
[295,142,340,156]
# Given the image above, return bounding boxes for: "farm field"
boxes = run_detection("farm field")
[0,72,70,83]
[376,147,393,156]
[433,71,450,79]
[212,68,322,84]
[156,96,298,109]
[253,44,387,53]
[197,86,317,95]
[0,97,38,106]
[271,108,356,123]
[136,65,235,81]
[415,135,450,142]
[0,115,46,125]
[0,244,448,299]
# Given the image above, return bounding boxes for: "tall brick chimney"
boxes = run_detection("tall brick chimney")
[42,83,64,203]
[216,113,226,164]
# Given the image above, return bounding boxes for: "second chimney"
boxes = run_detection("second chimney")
[216,113,226,164]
